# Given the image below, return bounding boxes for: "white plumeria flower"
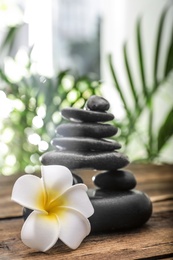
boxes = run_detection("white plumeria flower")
[11,165,94,252]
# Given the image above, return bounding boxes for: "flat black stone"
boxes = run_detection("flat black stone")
[23,189,152,232]
[41,150,129,170]
[89,189,152,232]
[93,170,136,190]
[86,95,110,112]
[72,173,83,184]
[61,108,114,122]
[56,123,118,138]
[52,137,121,151]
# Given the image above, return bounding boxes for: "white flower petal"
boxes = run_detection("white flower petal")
[61,184,94,218]
[21,211,60,252]
[11,175,44,211]
[41,165,73,201]
[58,208,91,249]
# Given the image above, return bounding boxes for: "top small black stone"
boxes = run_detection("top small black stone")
[86,95,110,112]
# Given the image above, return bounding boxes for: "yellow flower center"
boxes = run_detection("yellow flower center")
[44,196,66,214]
[37,187,67,216]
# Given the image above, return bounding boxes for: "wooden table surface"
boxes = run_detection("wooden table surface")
[0,164,173,260]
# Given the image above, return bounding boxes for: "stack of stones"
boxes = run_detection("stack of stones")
[42,95,130,177]
[40,96,152,232]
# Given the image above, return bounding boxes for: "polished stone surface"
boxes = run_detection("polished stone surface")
[61,108,114,122]
[86,95,110,111]
[56,123,118,138]
[41,151,129,170]
[89,189,152,232]
[93,170,136,190]
[52,137,121,151]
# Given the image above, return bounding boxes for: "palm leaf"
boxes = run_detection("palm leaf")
[0,26,20,54]
[158,107,173,152]
[164,28,173,77]
[108,54,131,118]
[136,18,148,100]
[123,43,140,111]
[153,8,168,88]
[148,102,154,157]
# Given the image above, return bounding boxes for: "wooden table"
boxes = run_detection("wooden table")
[0,164,173,260]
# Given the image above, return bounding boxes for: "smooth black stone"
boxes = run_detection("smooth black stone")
[72,173,83,184]
[93,170,136,190]
[52,137,121,151]
[61,108,114,122]
[23,189,152,232]
[41,151,129,170]
[56,123,118,138]
[89,189,152,232]
[86,95,110,112]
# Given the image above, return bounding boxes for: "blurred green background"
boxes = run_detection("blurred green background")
[0,0,173,175]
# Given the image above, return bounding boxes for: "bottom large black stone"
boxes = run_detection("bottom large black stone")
[89,189,152,232]
[23,189,152,233]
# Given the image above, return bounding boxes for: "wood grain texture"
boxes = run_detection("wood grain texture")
[0,164,173,259]
[0,211,173,260]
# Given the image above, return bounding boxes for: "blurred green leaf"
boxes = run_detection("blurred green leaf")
[108,54,131,118]
[164,28,173,77]
[136,18,148,99]
[123,43,140,111]
[153,8,168,87]
[158,108,173,152]
[0,26,21,54]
